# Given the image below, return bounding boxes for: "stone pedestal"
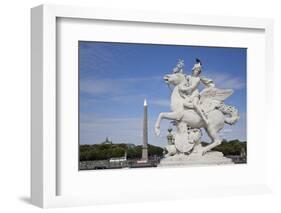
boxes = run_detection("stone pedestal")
[158,151,233,167]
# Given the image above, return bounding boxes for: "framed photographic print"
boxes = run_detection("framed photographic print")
[78,41,247,170]
[31,4,274,208]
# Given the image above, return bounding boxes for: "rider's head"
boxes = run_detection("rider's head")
[192,58,202,76]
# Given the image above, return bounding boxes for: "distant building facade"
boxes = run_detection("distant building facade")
[102,137,112,144]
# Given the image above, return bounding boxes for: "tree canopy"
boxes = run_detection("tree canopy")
[80,140,246,161]
[80,143,164,161]
[202,140,246,156]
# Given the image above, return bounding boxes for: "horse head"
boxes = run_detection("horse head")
[163,72,186,86]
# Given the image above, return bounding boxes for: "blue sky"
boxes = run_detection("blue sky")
[79,41,247,146]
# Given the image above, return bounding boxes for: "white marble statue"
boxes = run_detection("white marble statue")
[155,59,239,157]
[164,125,202,157]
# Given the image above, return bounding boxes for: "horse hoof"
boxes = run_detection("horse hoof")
[154,127,160,136]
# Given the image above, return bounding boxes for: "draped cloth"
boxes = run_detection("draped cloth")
[200,76,215,88]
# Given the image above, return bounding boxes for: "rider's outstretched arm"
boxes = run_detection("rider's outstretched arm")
[179,77,200,94]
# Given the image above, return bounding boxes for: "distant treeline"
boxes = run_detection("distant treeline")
[79,143,163,161]
[202,139,247,156]
[79,140,246,161]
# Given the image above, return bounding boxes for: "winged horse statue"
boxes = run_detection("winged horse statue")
[154,59,239,155]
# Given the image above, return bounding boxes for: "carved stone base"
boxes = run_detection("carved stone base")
[158,151,233,167]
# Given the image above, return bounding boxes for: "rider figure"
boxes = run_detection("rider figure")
[179,59,209,126]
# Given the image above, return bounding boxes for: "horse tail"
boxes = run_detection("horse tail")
[218,103,239,125]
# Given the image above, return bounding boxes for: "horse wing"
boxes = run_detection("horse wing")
[200,87,233,103]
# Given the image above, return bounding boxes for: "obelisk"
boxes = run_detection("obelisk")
[142,99,148,161]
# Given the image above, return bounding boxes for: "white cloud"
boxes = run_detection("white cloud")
[206,72,246,90]
[150,99,170,107]
[80,79,123,95]
[221,129,233,133]
[80,117,141,144]
[219,128,233,137]
[80,114,171,147]
[80,76,161,95]
[81,109,247,145]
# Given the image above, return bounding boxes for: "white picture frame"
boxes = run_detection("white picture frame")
[31,4,274,208]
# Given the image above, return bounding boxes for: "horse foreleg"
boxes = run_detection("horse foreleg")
[154,111,184,136]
